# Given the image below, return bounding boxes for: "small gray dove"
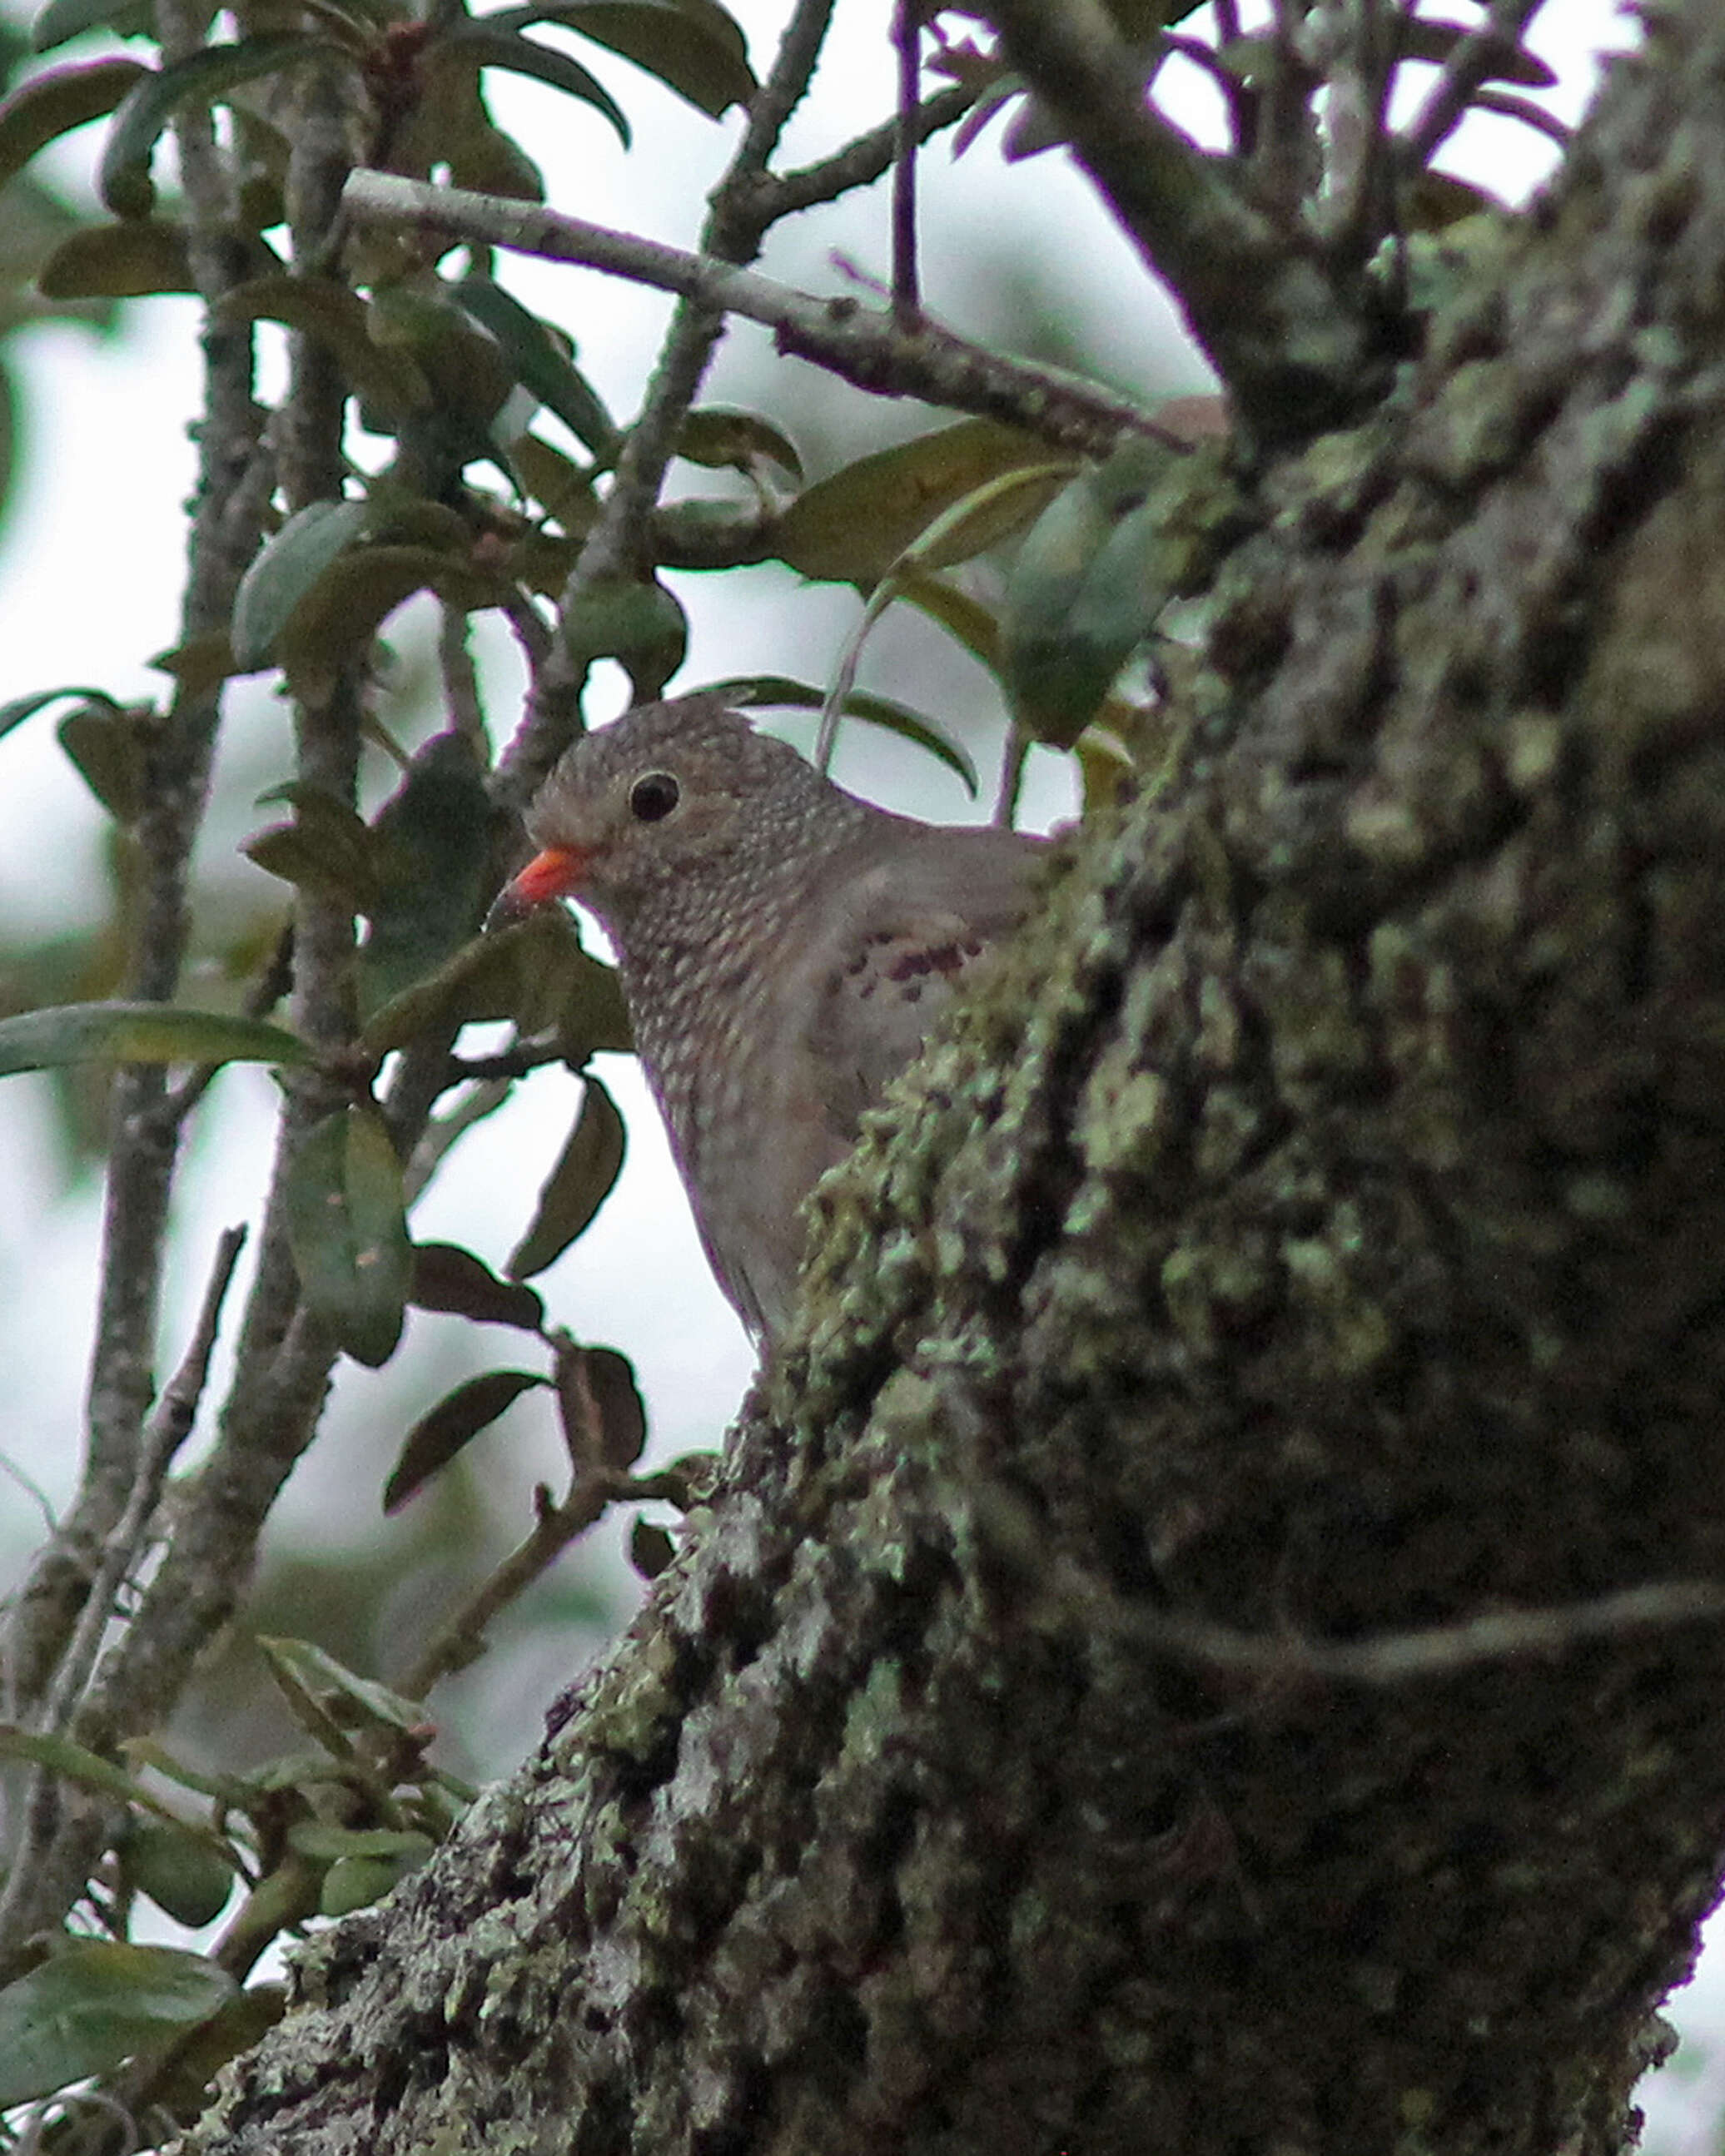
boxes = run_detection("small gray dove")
[493,692,1046,1344]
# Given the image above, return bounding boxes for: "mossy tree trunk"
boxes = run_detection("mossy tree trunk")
[181,7,1725,2153]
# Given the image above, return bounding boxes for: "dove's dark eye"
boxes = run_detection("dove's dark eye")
[629,772,680,823]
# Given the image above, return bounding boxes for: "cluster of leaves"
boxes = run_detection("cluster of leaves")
[0,1638,469,2129]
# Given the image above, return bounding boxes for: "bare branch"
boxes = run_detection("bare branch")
[1400,0,1552,171]
[892,0,923,327]
[340,175,1171,460]
[764,84,975,219]
[982,0,1389,437]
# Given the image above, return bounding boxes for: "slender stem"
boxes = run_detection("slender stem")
[892,0,922,328]
[0,0,266,1752]
[341,177,1171,467]
[766,85,974,219]
[1400,0,1550,171]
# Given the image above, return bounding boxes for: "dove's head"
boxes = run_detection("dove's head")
[490,693,866,943]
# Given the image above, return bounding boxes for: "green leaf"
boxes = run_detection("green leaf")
[507,1073,625,1278]
[510,431,600,531]
[411,1241,546,1331]
[773,419,1066,586]
[559,572,687,702]
[57,701,147,822]
[283,1105,413,1368]
[0,1723,153,1810]
[0,1001,312,1076]
[318,1851,423,1916]
[360,904,630,1057]
[355,733,495,1022]
[556,1340,645,1469]
[35,215,195,296]
[32,0,153,52]
[0,56,146,196]
[707,675,980,798]
[629,1516,674,1579]
[231,498,368,671]
[455,276,618,460]
[219,275,431,420]
[0,1944,236,2109]
[288,1823,438,1861]
[675,405,801,484]
[243,784,380,909]
[256,1635,428,1734]
[278,544,499,705]
[485,0,754,117]
[382,1368,548,1513]
[0,684,124,739]
[432,24,630,145]
[1001,436,1184,748]
[894,564,1001,672]
[100,36,341,219]
[120,1818,236,1929]
[148,628,241,694]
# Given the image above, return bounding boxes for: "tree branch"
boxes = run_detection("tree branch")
[340,175,1171,459]
[981,0,1390,439]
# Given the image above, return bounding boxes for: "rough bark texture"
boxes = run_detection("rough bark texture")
[183,7,1725,2152]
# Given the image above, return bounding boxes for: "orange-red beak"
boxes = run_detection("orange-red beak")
[485,844,587,931]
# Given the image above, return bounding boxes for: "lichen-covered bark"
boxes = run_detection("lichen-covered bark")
[183,10,1725,2154]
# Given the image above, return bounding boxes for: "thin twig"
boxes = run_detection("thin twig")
[341,175,1171,464]
[398,1474,618,1700]
[892,0,922,328]
[765,84,975,220]
[1470,85,1571,150]
[0,1229,248,1951]
[1400,0,1551,171]
[1098,1579,1725,1686]
[403,1076,513,1205]
[438,601,488,757]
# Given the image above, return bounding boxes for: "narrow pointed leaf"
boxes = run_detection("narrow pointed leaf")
[435,25,629,145]
[707,675,980,797]
[0,57,147,195]
[383,1368,547,1512]
[36,216,195,296]
[355,733,494,1021]
[507,1074,625,1278]
[360,906,626,1056]
[0,683,122,740]
[773,419,1064,586]
[455,276,618,458]
[100,36,340,219]
[0,1944,236,2109]
[219,276,430,420]
[256,1634,429,1732]
[0,1001,311,1076]
[58,703,147,822]
[33,0,152,48]
[283,1105,412,1367]
[231,499,368,670]
[243,785,380,909]
[484,0,755,117]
